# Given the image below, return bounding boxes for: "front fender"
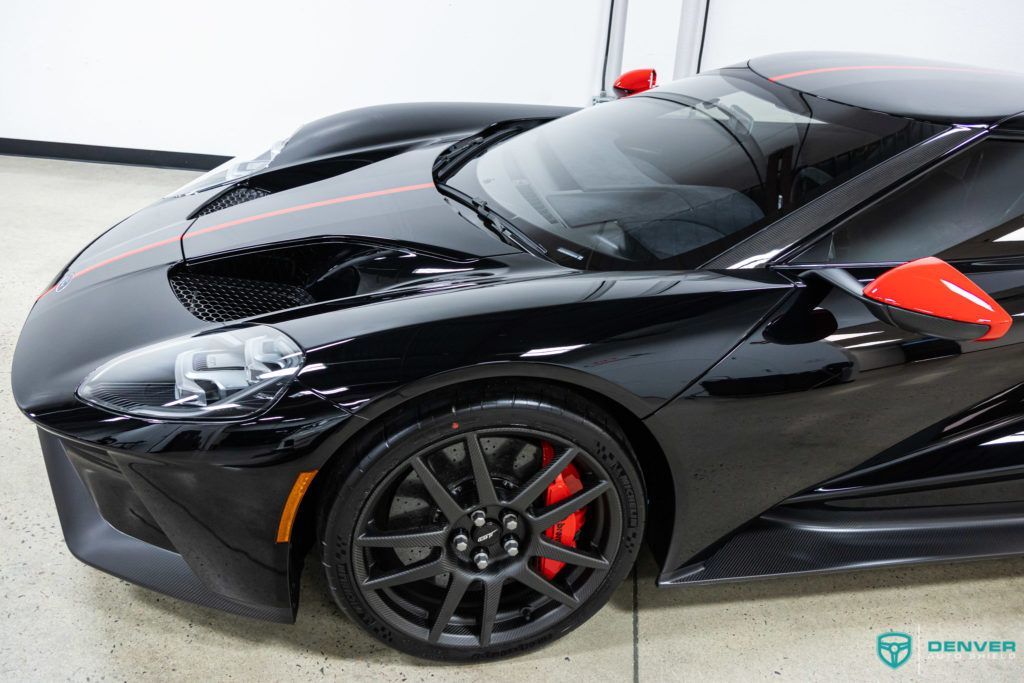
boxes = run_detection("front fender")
[271,269,793,416]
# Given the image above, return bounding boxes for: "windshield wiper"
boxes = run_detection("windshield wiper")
[439,185,548,257]
[433,119,545,181]
[468,197,548,256]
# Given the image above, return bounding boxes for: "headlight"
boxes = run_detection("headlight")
[78,326,304,420]
[166,134,293,198]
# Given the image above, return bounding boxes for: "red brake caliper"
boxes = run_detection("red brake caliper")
[537,440,586,580]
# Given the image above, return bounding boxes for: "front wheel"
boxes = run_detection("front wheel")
[318,384,646,661]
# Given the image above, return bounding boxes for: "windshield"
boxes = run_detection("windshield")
[445,69,942,270]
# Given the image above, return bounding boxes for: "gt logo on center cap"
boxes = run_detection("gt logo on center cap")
[475,526,499,544]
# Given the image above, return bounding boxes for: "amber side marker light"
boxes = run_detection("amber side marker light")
[276,470,319,543]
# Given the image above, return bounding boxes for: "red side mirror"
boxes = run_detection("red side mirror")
[863,257,1012,341]
[613,68,657,97]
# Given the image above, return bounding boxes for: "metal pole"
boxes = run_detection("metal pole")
[593,0,630,104]
[673,0,710,79]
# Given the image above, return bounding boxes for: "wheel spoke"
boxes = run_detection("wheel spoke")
[528,479,610,530]
[362,556,449,590]
[466,434,498,507]
[348,429,628,651]
[507,447,579,510]
[428,571,474,643]
[533,536,610,570]
[515,566,579,608]
[355,526,449,548]
[479,579,502,646]
[411,457,464,523]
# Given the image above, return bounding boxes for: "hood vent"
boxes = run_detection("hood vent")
[188,154,389,219]
[194,186,270,218]
[168,240,491,323]
[169,272,314,323]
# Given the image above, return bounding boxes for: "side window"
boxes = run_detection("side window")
[793,139,1024,264]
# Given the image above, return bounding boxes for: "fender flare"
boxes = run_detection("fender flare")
[294,361,675,589]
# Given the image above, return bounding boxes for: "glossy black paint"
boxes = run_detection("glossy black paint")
[272,102,578,168]
[33,384,349,610]
[182,147,520,260]
[40,429,294,621]
[16,265,208,413]
[13,144,552,413]
[13,57,1024,622]
[649,258,1024,580]
[269,268,791,415]
[663,502,1024,585]
[747,52,1024,124]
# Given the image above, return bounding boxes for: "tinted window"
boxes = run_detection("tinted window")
[795,140,1024,264]
[445,69,941,270]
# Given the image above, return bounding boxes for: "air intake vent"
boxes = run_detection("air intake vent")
[169,272,315,323]
[194,186,270,217]
[169,241,488,323]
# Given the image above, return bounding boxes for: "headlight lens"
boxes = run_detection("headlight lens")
[78,326,304,420]
[166,134,293,198]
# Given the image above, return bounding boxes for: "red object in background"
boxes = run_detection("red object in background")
[538,441,586,580]
[614,68,657,97]
[863,257,1012,341]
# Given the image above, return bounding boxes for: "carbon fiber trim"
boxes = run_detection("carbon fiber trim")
[40,428,294,623]
[660,503,1024,586]
[702,127,984,269]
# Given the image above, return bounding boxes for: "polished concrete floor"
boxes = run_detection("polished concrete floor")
[1,155,1023,681]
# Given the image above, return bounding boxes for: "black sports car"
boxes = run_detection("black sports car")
[15,51,1024,661]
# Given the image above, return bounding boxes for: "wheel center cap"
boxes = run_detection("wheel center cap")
[472,521,501,546]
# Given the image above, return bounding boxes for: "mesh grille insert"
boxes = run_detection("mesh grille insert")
[169,272,315,323]
[194,186,270,217]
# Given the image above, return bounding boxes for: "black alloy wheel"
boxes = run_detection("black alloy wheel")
[318,384,645,660]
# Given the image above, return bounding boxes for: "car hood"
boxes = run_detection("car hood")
[12,144,533,416]
[179,145,519,260]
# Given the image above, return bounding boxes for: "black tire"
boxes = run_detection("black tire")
[317,381,645,661]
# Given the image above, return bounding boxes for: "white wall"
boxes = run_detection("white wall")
[6,1,1023,158]
[0,1,608,156]
[698,0,1024,73]
[620,0,684,86]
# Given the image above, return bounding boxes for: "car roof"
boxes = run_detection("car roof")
[719,52,1024,126]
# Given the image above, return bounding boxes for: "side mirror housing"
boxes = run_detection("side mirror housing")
[807,257,1012,342]
[613,68,657,97]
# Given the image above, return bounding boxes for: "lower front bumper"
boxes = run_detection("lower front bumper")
[41,428,294,623]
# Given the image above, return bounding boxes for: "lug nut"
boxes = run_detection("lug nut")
[503,536,520,557]
[452,530,469,552]
[470,510,487,527]
[502,512,518,531]
[473,549,490,570]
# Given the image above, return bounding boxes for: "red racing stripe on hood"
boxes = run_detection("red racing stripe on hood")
[184,182,436,239]
[36,182,435,300]
[769,64,1007,82]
